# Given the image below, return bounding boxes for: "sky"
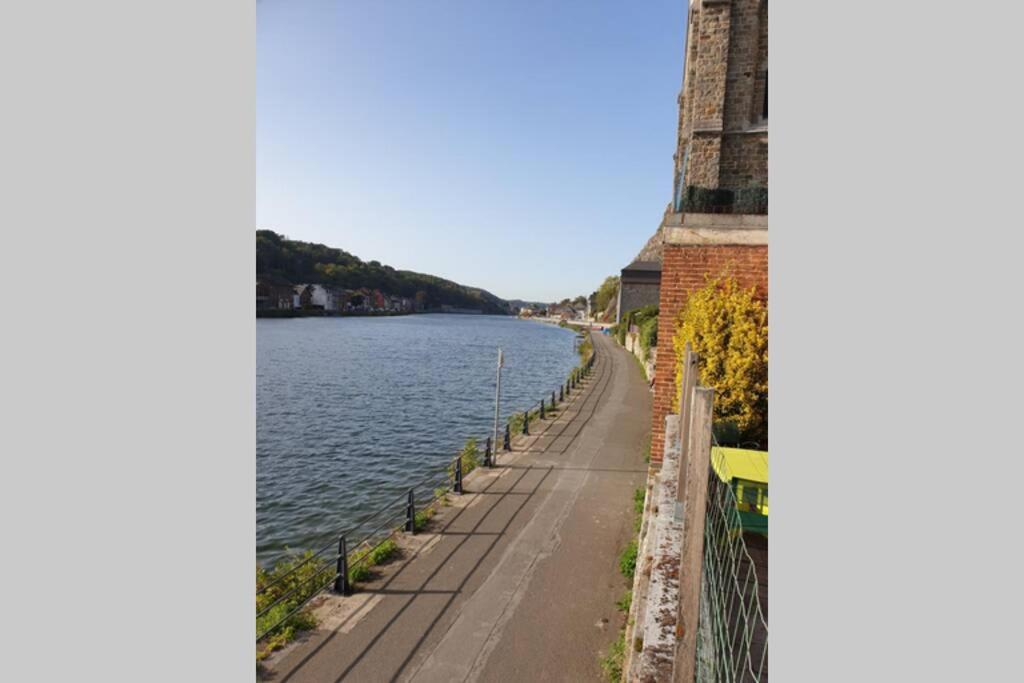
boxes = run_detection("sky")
[257,0,687,303]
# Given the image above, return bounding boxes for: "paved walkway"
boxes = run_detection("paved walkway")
[261,332,652,682]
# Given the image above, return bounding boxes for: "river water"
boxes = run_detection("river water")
[256,314,580,567]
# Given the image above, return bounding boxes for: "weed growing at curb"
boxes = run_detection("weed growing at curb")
[616,589,633,613]
[619,540,638,579]
[600,631,626,682]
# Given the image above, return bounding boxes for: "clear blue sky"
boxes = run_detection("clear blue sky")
[257,0,687,303]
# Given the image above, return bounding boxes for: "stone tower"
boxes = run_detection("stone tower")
[650,0,768,465]
[673,0,767,202]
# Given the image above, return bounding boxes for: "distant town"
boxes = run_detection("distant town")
[256,280,596,320]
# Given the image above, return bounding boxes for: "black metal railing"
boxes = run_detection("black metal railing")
[256,336,598,643]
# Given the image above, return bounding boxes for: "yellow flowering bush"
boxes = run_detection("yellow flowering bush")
[673,275,767,446]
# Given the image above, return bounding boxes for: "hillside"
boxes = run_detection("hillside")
[256,230,511,314]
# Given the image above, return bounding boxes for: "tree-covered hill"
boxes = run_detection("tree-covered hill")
[256,230,512,314]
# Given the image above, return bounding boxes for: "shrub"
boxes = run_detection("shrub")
[577,334,593,364]
[413,507,434,532]
[347,537,401,585]
[673,274,768,446]
[256,550,329,660]
[638,315,658,361]
[457,437,480,475]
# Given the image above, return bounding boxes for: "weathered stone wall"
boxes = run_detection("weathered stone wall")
[620,281,661,318]
[722,0,767,132]
[650,242,767,464]
[675,0,767,191]
[719,132,768,187]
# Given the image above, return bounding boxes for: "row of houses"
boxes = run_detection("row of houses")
[256,282,416,314]
[519,304,583,321]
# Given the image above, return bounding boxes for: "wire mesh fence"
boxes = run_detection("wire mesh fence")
[695,442,769,682]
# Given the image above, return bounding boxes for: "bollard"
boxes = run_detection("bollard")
[454,454,463,494]
[560,385,564,402]
[523,411,530,436]
[540,400,545,420]
[484,436,492,468]
[335,535,349,594]
[503,424,511,451]
[552,391,556,408]
[405,488,416,533]
[566,379,571,396]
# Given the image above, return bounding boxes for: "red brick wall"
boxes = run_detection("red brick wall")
[650,243,768,464]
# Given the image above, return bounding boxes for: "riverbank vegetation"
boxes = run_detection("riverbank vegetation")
[256,551,329,661]
[672,274,768,447]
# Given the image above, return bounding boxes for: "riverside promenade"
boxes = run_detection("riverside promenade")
[261,332,651,682]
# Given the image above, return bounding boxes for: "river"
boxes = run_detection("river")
[256,314,580,566]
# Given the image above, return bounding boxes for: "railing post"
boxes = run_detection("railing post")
[566,379,570,396]
[551,390,556,408]
[676,386,715,683]
[560,385,564,402]
[503,424,511,451]
[540,399,545,420]
[334,535,349,595]
[484,436,492,468]
[676,343,700,503]
[454,454,463,494]
[523,410,529,436]
[405,488,416,533]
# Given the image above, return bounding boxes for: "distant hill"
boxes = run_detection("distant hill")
[257,230,512,315]
[507,299,549,311]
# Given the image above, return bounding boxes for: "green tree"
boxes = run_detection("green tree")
[592,275,620,313]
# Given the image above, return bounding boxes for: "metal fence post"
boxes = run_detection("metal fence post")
[560,385,564,402]
[503,424,511,451]
[540,400,545,420]
[484,436,492,468]
[551,390,556,408]
[405,488,416,533]
[454,454,463,494]
[335,535,349,595]
[523,410,530,436]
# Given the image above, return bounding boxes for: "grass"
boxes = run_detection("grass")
[413,507,434,532]
[600,631,626,682]
[633,487,645,533]
[347,537,400,585]
[616,589,633,613]
[619,540,638,579]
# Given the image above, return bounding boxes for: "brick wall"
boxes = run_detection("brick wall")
[650,242,767,464]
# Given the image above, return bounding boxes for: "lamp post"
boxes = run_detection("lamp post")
[492,348,503,465]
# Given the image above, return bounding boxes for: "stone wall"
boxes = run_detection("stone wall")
[675,0,768,192]
[650,241,767,464]
[619,281,661,319]
[719,132,768,187]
